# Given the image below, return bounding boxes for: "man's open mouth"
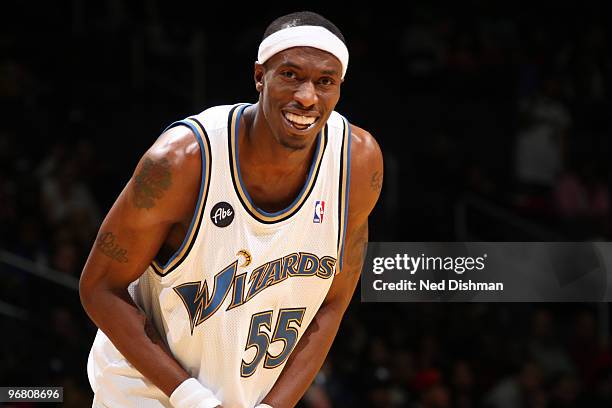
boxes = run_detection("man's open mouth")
[283,111,319,131]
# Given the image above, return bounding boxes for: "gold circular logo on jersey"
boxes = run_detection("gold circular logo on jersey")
[236,249,252,267]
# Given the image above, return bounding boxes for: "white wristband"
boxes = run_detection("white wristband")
[255,405,273,408]
[170,378,222,408]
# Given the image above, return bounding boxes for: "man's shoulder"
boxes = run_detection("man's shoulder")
[148,126,202,177]
[349,123,381,169]
[149,103,246,172]
[152,103,244,159]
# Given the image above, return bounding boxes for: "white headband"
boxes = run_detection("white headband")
[257,25,349,79]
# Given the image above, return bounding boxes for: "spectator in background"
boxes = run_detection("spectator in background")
[15,216,48,263]
[528,309,574,379]
[303,384,332,408]
[51,241,80,276]
[451,360,478,408]
[368,380,395,408]
[36,142,69,182]
[567,310,611,386]
[40,159,100,228]
[418,384,450,408]
[547,373,583,408]
[391,349,417,403]
[514,77,572,212]
[0,133,19,247]
[484,361,546,408]
[411,368,450,408]
[302,361,335,408]
[400,17,444,78]
[554,156,609,218]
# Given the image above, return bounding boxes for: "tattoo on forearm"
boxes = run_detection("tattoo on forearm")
[347,222,368,273]
[133,157,172,209]
[370,171,383,193]
[97,232,129,263]
[358,223,369,267]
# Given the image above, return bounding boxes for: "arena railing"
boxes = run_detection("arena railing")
[0,249,78,321]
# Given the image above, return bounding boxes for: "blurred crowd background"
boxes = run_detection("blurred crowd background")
[1,1,611,407]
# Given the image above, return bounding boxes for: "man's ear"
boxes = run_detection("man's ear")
[254,62,265,93]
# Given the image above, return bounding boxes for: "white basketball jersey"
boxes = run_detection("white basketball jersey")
[88,103,351,408]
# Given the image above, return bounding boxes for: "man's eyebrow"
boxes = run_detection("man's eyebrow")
[279,62,340,77]
[321,69,339,76]
[279,61,303,70]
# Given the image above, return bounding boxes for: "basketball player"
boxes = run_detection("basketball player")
[80,11,383,408]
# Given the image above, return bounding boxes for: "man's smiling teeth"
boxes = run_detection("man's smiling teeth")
[284,112,316,126]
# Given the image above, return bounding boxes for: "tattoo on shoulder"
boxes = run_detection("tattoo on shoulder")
[371,171,383,193]
[133,157,172,209]
[97,232,129,263]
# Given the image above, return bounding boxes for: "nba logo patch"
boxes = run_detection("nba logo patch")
[313,201,325,223]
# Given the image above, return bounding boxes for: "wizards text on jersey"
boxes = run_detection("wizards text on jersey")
[174,252,336,334]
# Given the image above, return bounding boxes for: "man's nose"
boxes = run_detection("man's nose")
[294,81,317,108]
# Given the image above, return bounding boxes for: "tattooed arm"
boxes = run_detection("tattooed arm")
[261,125,384,408]
[79,126,203,397]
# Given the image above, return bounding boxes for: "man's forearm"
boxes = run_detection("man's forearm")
[82,287,190,396]
[260,301,345,408]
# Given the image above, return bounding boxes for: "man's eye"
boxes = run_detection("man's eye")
[281,71,296,79]
[319,78,334,86]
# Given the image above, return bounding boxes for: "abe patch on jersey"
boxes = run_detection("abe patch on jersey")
[211,201,234,227]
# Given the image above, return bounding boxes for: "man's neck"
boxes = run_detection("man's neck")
[236,103,320,212]
[240,103,318,174]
